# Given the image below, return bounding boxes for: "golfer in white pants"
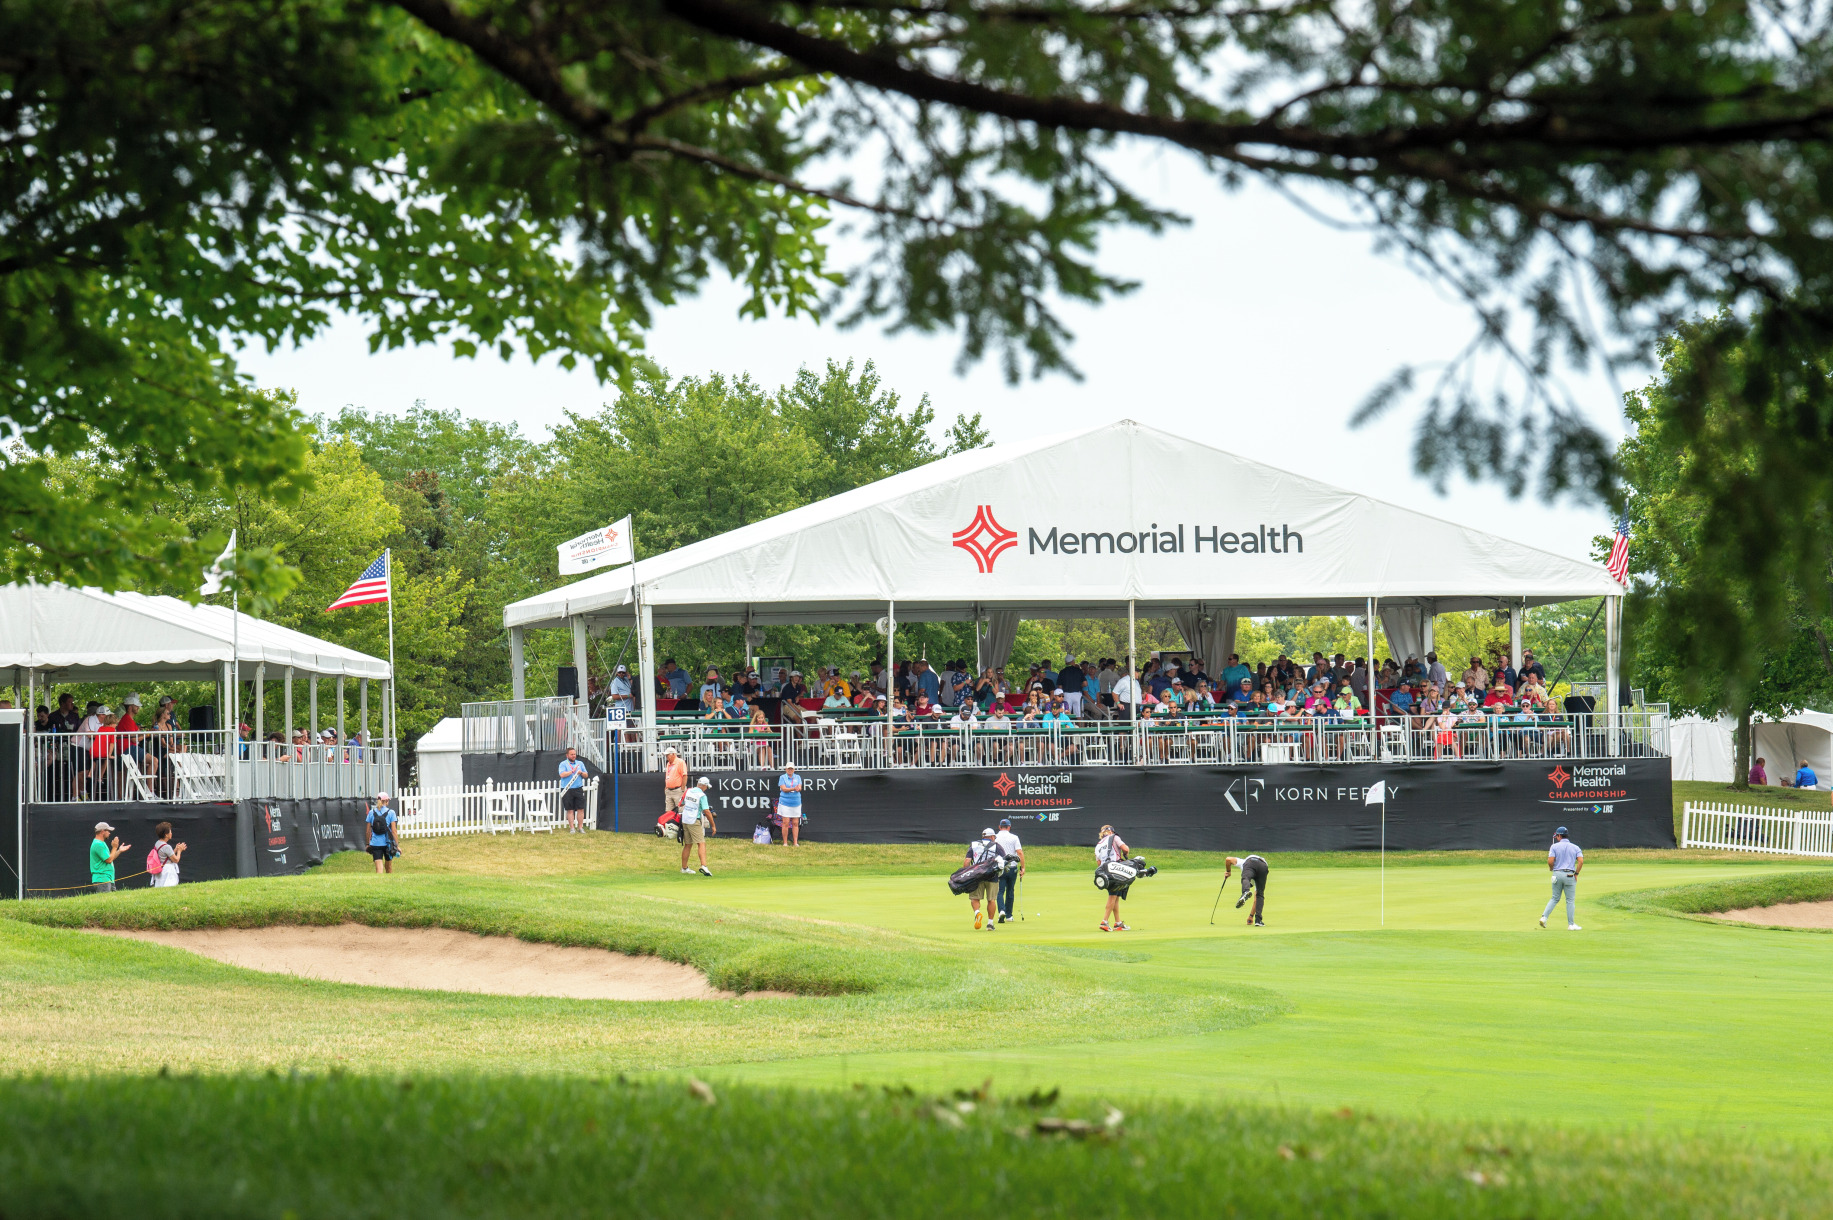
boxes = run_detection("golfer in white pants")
[1540,827,1583,930]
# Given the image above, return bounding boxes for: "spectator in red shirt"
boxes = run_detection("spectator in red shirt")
[1483,683,1515,709]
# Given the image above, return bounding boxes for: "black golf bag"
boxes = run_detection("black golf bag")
[949,855,1006,896]
[1094,856,1156,897]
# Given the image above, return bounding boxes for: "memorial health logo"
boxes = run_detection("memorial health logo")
[992,772,1016,797]
[1547,765,1571,788]
[953,505,1018,573]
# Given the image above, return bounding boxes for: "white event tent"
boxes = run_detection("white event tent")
[502,420,1626,737]
[0,584,392,741]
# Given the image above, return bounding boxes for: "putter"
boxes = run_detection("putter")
[1019,871,1025,922]
[1210,875,1229,925]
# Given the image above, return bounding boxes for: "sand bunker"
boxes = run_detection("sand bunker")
[95,923,787,1001]
[1712,901,1833,929]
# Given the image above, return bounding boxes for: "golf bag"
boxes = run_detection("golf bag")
[948,855,1005,896]
[656,810,681,841]
[1094,857,1156,897]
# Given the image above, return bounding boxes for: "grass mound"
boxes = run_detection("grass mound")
[2,1074,1828,1219]
[0,875,1277,1075]
[1602,870,1833,926]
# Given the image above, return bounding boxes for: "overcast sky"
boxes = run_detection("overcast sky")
[240,148,1635,565]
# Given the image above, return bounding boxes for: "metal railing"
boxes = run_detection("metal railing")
[1682,800,1833,857]
[621,709,1669,773]
[461,696,603,765]
[396,778,597,837]
[26,729,395,804]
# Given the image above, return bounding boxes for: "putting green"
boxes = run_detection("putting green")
[626,861,1833,1133]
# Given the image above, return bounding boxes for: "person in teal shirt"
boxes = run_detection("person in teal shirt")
[89,821,129,892]
[1219,654,1252,694]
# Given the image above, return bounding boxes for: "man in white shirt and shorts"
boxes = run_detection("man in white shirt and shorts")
[679,777,716,876]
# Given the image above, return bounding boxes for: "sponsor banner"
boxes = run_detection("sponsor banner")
[557,516,634,575]
[246,799,369,876]
[23,800,240,891]
[627,760,1673,852]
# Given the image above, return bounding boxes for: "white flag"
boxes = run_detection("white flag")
[199,530,236,596]
[557,516,634,575]
[1364,781,1385,805]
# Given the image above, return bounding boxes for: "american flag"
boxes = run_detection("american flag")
[326,553,390,611]
[1606,513,1631,585]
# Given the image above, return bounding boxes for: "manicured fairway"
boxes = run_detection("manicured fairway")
[619,860,1833,1132]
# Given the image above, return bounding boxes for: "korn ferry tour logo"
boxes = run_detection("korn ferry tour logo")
[952,505,1019,573]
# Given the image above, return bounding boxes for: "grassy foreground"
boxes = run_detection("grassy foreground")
[4,1074,1831,1220]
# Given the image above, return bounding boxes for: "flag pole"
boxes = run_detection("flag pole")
[385,548,398,792]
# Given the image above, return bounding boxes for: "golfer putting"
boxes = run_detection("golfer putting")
[1540,827,1582,930]
[1222,854,1269,927]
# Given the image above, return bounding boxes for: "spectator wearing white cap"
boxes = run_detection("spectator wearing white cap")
[608,663,634,715]
[679,777,716,875]
[89,822,129,892]
[366,791,398,874]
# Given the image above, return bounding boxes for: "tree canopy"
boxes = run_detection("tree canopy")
[11,0,1833,600]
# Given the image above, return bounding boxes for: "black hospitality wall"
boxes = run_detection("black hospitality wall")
[462,750,613,827]
[243,799,371,876]
[634,759,1673,852]
[24,802,241,891]
[0,723,20,898]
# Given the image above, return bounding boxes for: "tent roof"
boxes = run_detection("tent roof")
[505,419,1622,630]
[0,584,391,683]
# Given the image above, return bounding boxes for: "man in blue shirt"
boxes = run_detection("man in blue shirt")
[366,792,398,875]
[1539,827,1583,930]
[661,659,690,699]
[1793,759,1819,790]
[1220,654,1252,694]
[608,664,634,716]
[913,658,941,705]
[558,745,589,833]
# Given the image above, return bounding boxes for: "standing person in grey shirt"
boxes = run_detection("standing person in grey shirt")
[1540,827,1584,930]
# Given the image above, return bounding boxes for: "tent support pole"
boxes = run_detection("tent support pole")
[254,664,265,745]
[1421,603,1435,657]
[637,600,658,770]
[885,600,896,751]
[1508,601,1524,672]
[222,661,237,804]
[571,616,589,712]
[360,679,369,755]
[1127,600,1137,757]
[1366,597,1377,758]
[508,625,526,752]
[1605,594,1622,758]
[284,667,294,749]
[336,676,346,747]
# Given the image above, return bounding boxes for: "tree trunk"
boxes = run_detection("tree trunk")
[1732,703,1752,791]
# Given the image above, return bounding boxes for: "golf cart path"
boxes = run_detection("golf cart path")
[95,924,791,1001]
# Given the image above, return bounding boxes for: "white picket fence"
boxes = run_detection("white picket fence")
[394,779,599,839]
[1681,800,1833,857]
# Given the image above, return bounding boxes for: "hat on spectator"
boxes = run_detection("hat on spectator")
[123,694,141,707]
[97,705,112,715]
[982,827,997,837]
[615,664,628,673]
[158,695,175,706]
[375,791,391,800]
[94,821,114,832]
[697,777,711,788]
[664,745,678,755]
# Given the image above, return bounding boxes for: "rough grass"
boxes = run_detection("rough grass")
[3,1074,1830,1220]
[1602,869,1833,927]
[0,875,1277,1075]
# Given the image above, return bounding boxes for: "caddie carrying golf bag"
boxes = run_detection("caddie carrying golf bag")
[656,809,681,841]
[1094,857,1156,898]
[948,855,1005,896]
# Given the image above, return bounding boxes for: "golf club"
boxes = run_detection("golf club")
[1210,875,1229,925]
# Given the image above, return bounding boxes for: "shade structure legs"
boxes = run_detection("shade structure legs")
[571,616,589,709]
[284,666,294,747]
[1605,593,1622,757]
[1127,600,1137,757]
[310,676,319,738]
[222,661,237,801]
[508,625,526,751]
[360,678,369,753]
[885,600,896,741]
[1508,602,1524,671]
[1366,597,1377,758]
[254,664,265,743]
[336,675,346,747]
[637,599,657,767]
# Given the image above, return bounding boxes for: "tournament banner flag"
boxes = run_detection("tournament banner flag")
[558,516,634,575]
[327,554,390,611]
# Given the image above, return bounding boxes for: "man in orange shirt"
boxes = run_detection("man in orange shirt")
[662,746,688,819]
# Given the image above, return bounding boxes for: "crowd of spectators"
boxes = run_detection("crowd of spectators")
[634,643,1574,733]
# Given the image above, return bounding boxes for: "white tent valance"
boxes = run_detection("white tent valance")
[505,419,1619,631]
[0,584,391,683]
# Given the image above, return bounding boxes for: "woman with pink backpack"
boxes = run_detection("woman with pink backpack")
[147,822,185,888]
